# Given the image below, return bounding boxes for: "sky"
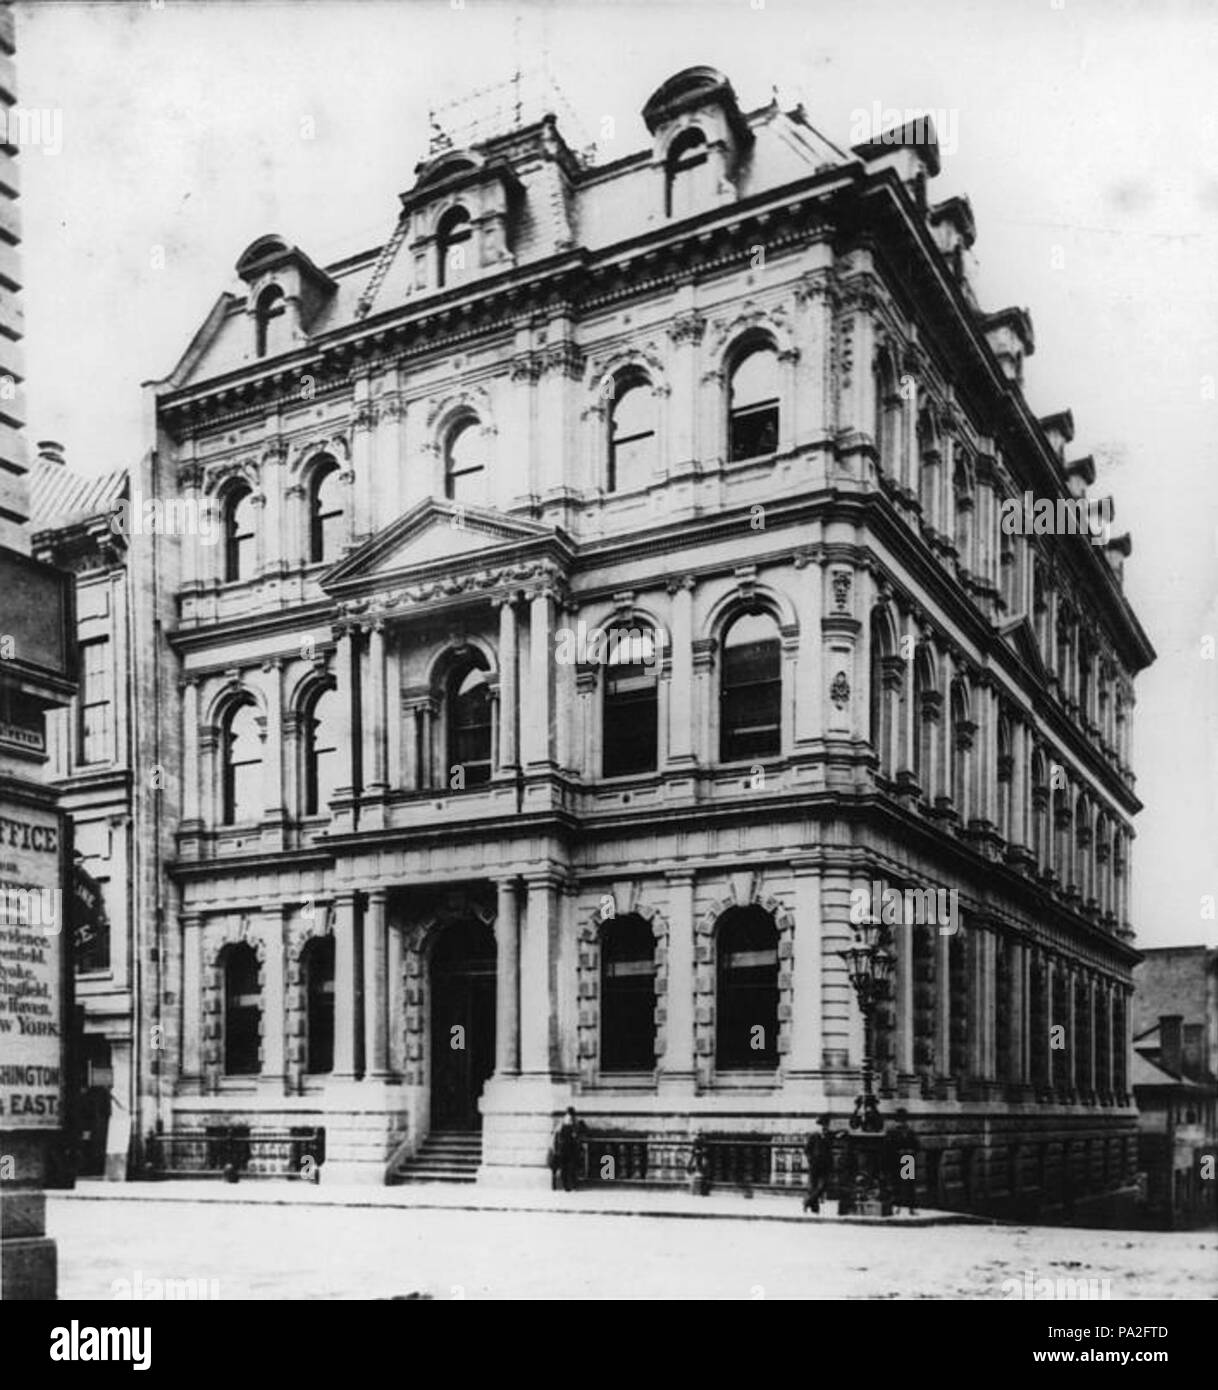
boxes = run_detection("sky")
[12,0,1218,949]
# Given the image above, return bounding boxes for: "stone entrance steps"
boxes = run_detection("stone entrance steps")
[391,1130,482,1185]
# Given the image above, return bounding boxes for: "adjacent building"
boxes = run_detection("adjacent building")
[124,67,1153,1216]
[29,441,133,1180]
[1132,946,1218,1227]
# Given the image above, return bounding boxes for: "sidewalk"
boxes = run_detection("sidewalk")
[51,1179,983,1226]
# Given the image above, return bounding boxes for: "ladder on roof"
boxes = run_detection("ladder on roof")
[354,213,411,320]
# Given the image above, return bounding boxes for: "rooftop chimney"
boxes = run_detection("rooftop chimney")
[37,440,65,467]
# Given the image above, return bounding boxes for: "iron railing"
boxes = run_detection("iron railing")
[146,1126,325,1181]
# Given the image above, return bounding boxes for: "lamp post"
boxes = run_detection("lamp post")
[836,920,896,1213]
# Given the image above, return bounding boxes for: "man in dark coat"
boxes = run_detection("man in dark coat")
[553,1107,586,1192]
[886,1109,920,1215]
[803,1114,834,1213]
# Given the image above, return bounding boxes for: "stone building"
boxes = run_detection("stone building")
[136,67,1153,1214]
[29,442,134,1179]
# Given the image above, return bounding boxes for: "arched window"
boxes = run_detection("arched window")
[720,610,781,763]
[302,936,335,1075]
[254,284,286,358]
[950,680,971,819]
[715,906,779,1069]
[1031,750,1048,871]
[437,206,473,288]
[223,484,257,583]
[309,460,344,564]
[447,658,492,788]
[953,458,974,572]
[1075,792,1090,900]
[222,698,262,825]
[869,609,901,779]
[444,418,486,505]
[303,686,338,816]
[918,406,941,528]
[997,716,1013,843]
[603,630,659,777]
[912,647,935,792]
[1052,785,1071,885]
[1033,567,1048,660]
[666,126,711,219]
[600,913,656,1072]
[873,350,901,480]
[608,373,656,492]
[728,345,780,461]
[223,942,261,1076]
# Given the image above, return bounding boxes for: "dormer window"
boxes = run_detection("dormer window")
[437,206,473,289]
[254,284,286,358]
[666,127,711,218]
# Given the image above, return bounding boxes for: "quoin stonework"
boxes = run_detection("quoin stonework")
[86,67,1153,1214]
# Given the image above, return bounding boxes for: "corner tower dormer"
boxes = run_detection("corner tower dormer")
[235,235,337,361]
[401,148,522,293]
[642,66,752,220]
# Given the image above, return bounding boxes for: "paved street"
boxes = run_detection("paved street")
[45,1189,1217,1300]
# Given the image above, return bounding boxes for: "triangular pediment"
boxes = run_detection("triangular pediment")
[999,613,1049,686]
[322,498,558,590]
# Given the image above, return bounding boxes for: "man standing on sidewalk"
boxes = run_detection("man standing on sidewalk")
[803,1115,834,1213]
[553,1108,586,1192]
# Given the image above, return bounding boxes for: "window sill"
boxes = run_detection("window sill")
[590,1072,657,1090]
[708,1070,781,1089]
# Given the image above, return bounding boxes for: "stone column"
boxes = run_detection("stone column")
[494,877,520,1076]
[895,903,914,1079]
[181,914,203,1088]
[659,869,696,1086]
[260,905,286,1088]
[332,891,360,1079]
[1007,937,1026,1084]
[331,623,358,830]
[524,587,555,770]
[261,658,284,837]
[794,555,822,746]
[351,378,376,542]
[496,594,519,772]
[362,888,389,1078]
[520,873,560,1075]
[786,864,823,1079]
[181,677,200,826]
[386,911,404,1076]
[936,926,952,1082]
[1085,972,1097,1098]
[364,620,388,795]
[1065,962,1077,1095]
[665,576,695,765]
[259,437,286,576]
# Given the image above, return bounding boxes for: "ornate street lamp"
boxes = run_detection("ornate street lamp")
[837,920,895,1136]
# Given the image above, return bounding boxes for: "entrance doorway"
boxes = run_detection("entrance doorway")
[77,1035,112,1177]
[429,919,496,1130]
